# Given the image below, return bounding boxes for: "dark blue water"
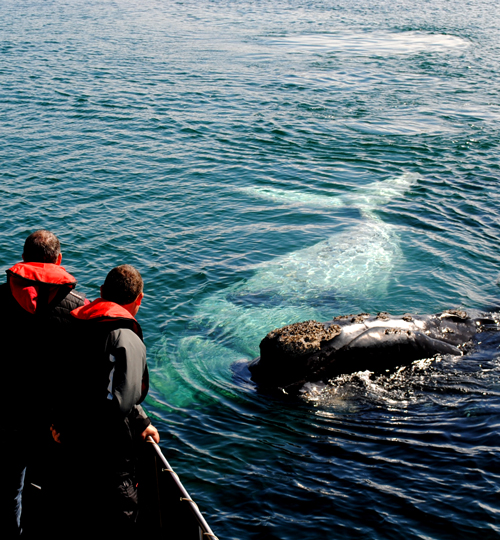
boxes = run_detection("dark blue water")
[1,0,500,538]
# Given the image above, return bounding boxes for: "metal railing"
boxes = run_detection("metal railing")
[147,436,219,539]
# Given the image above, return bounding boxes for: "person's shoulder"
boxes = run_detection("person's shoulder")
[66,289,87,308]
[109,326,144,342]
[57,288,86,312]
[45,289,87,327]
[108,326,146,353]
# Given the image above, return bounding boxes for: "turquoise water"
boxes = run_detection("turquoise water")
[1,0,500,538]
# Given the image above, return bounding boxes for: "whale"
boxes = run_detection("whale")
[157,173,419,407]
[187,173,418,358]
[248,310,500,393]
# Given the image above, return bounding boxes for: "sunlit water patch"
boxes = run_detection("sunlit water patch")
[274,31,470,55]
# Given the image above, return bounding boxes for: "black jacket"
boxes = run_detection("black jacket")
[0,262,86,430]
[55,299,151,470]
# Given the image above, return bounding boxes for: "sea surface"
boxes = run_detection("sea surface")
[1,0,499,538]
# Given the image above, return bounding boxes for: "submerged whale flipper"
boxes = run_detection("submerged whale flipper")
[240,173,419,213]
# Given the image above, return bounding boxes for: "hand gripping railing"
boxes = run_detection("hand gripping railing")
[147,436,219,539]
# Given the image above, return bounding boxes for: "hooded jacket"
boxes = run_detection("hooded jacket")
[0,262,86,429]
[55,299,151,466]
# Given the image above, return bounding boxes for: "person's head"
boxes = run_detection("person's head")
[100,264,144,315]
[23,230,62,264]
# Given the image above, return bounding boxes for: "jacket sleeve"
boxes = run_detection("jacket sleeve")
[106,328,151,434]
[129,403,152,436]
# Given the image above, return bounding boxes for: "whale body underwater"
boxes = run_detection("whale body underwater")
[248,310,500,393]
[186,173,418,364]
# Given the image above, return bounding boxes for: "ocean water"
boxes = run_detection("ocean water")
[1,0,500,538]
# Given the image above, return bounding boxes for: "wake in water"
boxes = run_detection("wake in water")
[152,173,419,407]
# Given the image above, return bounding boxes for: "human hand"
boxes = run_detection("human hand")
[141,424,160,443]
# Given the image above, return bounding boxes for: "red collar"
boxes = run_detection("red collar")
[8,262,77,286]
[71,298,137,322]
[7,262,77,314]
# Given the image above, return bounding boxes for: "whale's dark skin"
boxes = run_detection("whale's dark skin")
[248,310,499,393]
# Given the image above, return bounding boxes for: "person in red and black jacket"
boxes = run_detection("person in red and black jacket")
[0,230,87,537]
[53,264,159,538]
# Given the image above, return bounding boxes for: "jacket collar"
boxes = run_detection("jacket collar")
[7,262,77,315]
[71,298,136,322]
[8,262,77,286]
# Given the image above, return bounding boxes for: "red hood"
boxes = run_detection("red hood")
[7,262,77,314]
[71,298,137,322]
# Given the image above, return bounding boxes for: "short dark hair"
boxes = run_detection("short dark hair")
[23,230,61,263]
[101,265,143,305]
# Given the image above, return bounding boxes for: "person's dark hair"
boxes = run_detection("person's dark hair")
[101,265,143,305]
[23,230,61,263]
